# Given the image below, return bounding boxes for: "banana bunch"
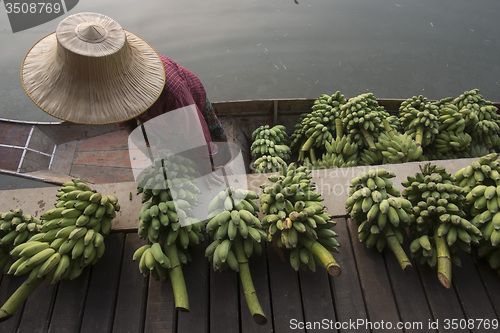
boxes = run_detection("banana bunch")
[339,93,384,152]
[359,148,384,166]
[452,89,500,149]
[250,124,290,160]
[0,209,42,273]
[402,163,477,288]
[455,154,500,274]
[133,154,204,311]
[346,169,413,271]
[205,187,268,325]
[290,92,346,163]
[399,95,440,147]
[375,119,422,164]
[260,163,341,276]
[316,134,359,169]
[253,155,288,173]
[0,179,119,321]
[136,152,200,205]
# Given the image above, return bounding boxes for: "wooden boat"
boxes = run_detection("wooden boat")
[1,98,499,186]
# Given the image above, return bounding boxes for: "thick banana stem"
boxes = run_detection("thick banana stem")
[382,118,393,134]
[335,118,343,138]
[415,125,424,147]
[165,244,189,311]
[234,239,267,325]
[359,127,377,152]
[300,237,341,277]
[383,226,413,272]
[0,277,43,322]
[301,136,315,152]
[309,148,317,164]
[434,234,452,289]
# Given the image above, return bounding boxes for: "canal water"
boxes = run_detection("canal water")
[0,0,499,122]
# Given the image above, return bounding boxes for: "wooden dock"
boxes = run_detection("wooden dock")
[1,217,499,333]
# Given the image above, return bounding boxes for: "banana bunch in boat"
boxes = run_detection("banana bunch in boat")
[339,93,384,152]
[452,89,500,149]
[250,124,290,159]
[346,169,413,271]
[136,152,199,205]
[290,92,346,163]
[358,148,384,166]
[399,95,440,147]
[315,134,359,169]
[455,153,500,274]
[0,209,42,273]
[375,119,422,164]
[205,187,268,324]
[402,164,478,287]
[429,104,471,153]
[260,163,341,276]
[253,155,288,173]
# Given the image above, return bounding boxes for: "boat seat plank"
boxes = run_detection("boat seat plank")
[346,218,404,333]
[209,269,239,333]
[80,233,124,333]
[384,247,437,333]
[143,275,176,333]
[266,243,305,333]
[329,218,369,332]
[415,264,467,333]
[46,269,91,333]
[176,239,210,333]
[239,246,274,333]
[112,233,148,333]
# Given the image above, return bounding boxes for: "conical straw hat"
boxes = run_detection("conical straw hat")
[21,12,165,124]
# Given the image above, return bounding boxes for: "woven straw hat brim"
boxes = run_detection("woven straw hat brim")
[21,13,165,125]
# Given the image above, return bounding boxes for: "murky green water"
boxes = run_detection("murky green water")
[1,0,499,122]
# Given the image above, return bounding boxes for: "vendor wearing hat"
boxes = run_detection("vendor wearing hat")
[20,12,227,155]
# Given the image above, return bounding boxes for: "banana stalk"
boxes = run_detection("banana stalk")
[383,226,412,272]
[434,234,452,288]
[335,118,343,138]
[234,239,267,325]
[0,278,43,322]
[300,237,341,277]
[415,125,424,147]
[359,127,377,152]
[164,244,189,311]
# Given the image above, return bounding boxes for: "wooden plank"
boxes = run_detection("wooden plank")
[80,233,125,333]
[452,252,498,330]
[475,258,500,317]
[143,274,176,333]
[415,264,467,333]
[16,283,57,333]
[209,268,240,333]
[0,275,26,333]
[347,218,403,333]
[176,239,210,333]
[298,269,337,332]
[0,122,30,146]
[75,130,129,152]
[0,146,23,172]
[69,165,134,184]
[329,218,369,333]
[384,245,436,333]
[112,233,148,333]
[239,245,274,333]
[73,150,132,168]
[47,268,91,333]
[266,243,305,333]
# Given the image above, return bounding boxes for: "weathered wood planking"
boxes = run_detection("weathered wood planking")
[16,283,57,333]
[329,218,369,333]
[209,268,240,333]
[347,218,404,333]
[80,233,124,333]
[112,233,148,333]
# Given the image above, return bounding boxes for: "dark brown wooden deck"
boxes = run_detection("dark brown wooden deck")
[1,218,499,333]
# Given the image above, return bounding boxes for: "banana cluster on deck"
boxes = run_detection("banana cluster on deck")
[399,95,440,148]
[346,169,412,271]
[455,153,500,274]
[205,187,265,272]
[260,163,340,274]
[7,179,119,285]
[0,209,42,273]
